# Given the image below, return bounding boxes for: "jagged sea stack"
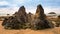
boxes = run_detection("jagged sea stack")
[31,4,51,30]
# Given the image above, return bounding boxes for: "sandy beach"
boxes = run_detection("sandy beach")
[0,21,60,34]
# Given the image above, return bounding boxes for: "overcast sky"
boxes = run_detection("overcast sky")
[0,0,60,15]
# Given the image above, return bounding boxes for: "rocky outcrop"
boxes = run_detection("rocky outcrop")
[15,6,28,23]
[2,6,28,29]
[31,5,52,30]
[35,5,46,20]
[27,12,33,23]
[2,4,53,30]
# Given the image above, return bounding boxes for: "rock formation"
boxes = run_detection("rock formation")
[27,12,33,23]
[2,6,28,29]
[31,5,52,30]
[2,4,53,30]
[35,5,46,20]
[15,6,28,23]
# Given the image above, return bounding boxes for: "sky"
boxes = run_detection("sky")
[0,0,60,16]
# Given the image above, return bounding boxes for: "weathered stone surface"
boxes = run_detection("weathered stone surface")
[27,12,33,23]
[2,6,28,29]
[31,4,52,30]
[35,5,46,20]
[15,6,28,23]
[2,4,53,30]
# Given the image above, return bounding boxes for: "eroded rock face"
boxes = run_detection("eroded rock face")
[2,6,28,29]
[35,5,46,20]
[15,6,28,23]
[31,4,52,30]
[27,12,33,23]
[2,4,53,30]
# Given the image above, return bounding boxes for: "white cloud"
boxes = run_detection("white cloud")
[44,7,60,15]
[14,0,31,3]
[0,7,60,16]
[26,8,36,14]
[0,1,18,8]
[0,1,9,6]
[0,7,19,15]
